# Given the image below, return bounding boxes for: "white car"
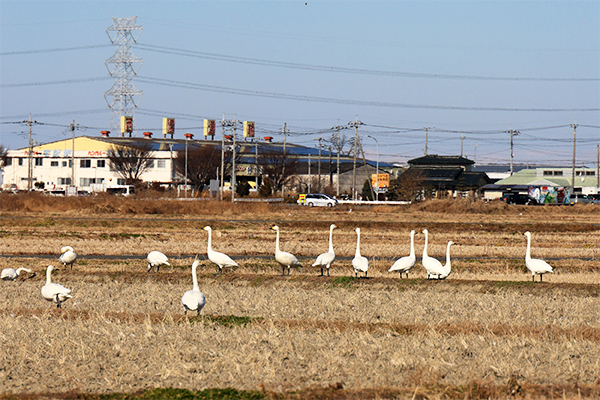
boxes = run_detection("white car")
[297,193,338,208]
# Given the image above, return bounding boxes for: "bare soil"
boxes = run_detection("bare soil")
[1,194,599,399]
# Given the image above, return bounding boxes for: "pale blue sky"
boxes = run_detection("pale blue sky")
[1,0,599,166]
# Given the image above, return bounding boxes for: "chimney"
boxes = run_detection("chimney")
[184,133,194,140]
[100,130,110,137]
[143,132,153,138]
[263,136,273,143]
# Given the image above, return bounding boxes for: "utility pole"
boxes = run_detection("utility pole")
[70,120,78,189]
[220,114,225,200]
[597,145,599,190]
[570,122,578,190]
[307,153,311,193]
[508,129,520,175]
[317,136,322,192]
[348,117,363,200]
[459,135,465,157]
[282,123,288,199]
[26,114,36,191]
[255,137,259,190]
[473,144,478,171]
[423,127,434,155]
[231,114,237,202]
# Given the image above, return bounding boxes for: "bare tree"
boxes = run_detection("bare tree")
[258,148,298,193]
[388,169,426,202]
[174,145,222,190]
[107,142,154,185]
[0,144,7,168]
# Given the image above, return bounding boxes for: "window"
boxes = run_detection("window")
[51,161,59,167]
[147,160,154,168]
[157,159,166,168]
[62,161,68,167]
[80,178,103,186]
[586,171,595,176]
[58,178,72,185]
[543,170,563,176]
[18,158,24,166]
[5,158,12,166]
[97,160,106,168]
[117,179,126,185]
[80,159,91,168]
[35,158,43,166]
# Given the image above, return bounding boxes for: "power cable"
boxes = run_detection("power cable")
[137,76,599,112]
[134,43,599,82]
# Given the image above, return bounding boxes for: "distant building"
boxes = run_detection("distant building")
[399,155,492,198]
[482,166,599,200]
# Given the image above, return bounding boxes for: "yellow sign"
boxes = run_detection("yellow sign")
[371,173,389,188]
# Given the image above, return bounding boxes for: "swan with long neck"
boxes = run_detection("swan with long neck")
[271,225,302,276]
[524,231,553,282]
[352,227,369,278]
[58,246,77,270]
[41,265,72,308]
[181,259,206,315]
[312,224,337,276]
[422,229,453,279]
[1,267,35,281]
[389,230,416,278]
[203,226,239,275]
[147,251,169,273]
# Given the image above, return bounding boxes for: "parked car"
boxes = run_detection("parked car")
[297,193,338,207]
[569,193,592,205]
[500,192,538,205]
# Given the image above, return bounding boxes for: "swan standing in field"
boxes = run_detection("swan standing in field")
[58,246,77,270]
[352,228,369,278]
[312,224,337,276]
[389,230,416,279]
[181,259,206,315]
[41,265,72,308]
[422,229,453,280]
[524,231,553,282]
[147,251,169,273]
[271,225,302,276]
[203,226,239,275]
[1,267,36,281]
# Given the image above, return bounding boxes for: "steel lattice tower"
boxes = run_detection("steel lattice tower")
[104,16,143,135]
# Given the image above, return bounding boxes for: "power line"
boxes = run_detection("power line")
[1,77,111,88]
[134,43,599,82]
[0,44,112,56]
[137,76,599,112]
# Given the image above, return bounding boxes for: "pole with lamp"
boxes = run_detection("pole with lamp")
[366,135,379,201]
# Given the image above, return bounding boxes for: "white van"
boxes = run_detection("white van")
[297,193,338,207]
[106,185,135,196]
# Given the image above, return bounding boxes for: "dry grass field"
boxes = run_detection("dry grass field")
[1,193,599,399]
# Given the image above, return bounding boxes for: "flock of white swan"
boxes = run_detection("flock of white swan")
[1,225,553,313]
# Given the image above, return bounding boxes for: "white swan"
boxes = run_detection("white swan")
[271,225,302,276]
[41,265,72,308]
[203,226,239,275]
[58,246,77,269]
[1,267,35,281]
[389,230,416,278]
[181,259,206,315]
[352,227,369,278]
[147,251,169,273]
[312,224,337,276]
[524,231,553,282]
[422,229,453,280]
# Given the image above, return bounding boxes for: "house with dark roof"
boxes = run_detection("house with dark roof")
[399,155,492,197]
